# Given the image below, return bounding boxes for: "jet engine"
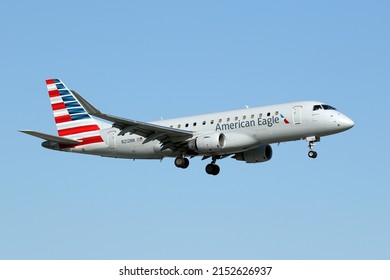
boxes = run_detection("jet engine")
[234,145,273,163]
[188,132,226,153]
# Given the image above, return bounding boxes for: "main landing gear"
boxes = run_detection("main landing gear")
[306,136,320,159]
[174,156,221,175]
[205,156,220,176]
[174,156,189,169]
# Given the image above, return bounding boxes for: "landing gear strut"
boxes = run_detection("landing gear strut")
[174,156,189,169]
[205,156,220,176]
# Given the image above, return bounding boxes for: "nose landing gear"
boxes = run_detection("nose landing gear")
[306,136,320,159]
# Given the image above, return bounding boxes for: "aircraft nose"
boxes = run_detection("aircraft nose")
[340,115,355,130]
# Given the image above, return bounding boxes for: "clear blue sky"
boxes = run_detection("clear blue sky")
[1,0,389,259]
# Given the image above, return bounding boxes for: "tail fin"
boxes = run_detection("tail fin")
[46,79,104,145]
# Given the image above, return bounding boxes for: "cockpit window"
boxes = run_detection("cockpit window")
[313,105,322,111]
[322,104,336,110]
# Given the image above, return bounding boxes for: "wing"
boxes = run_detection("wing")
[72,91,194,151]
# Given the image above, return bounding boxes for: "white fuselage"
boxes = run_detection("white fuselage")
[68,101,354,159]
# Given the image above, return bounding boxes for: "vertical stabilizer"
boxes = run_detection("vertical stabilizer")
[46,79,104,146]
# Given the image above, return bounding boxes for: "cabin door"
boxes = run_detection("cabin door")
[108,131,116,149]
[293,106,302,124]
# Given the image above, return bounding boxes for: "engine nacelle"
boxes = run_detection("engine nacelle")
[188,132,226,153]
[234,145,273,163]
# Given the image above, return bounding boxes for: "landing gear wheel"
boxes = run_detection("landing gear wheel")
[181,158,189,169]
[205,164,214,174]
[205,164,220,175]
[212,164,220,175]
[175,157,190,169]
[174,157,184,168]
[308,151,318,158]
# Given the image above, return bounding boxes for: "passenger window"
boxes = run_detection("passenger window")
[170,125,173,128]
[219,119,222,123]
[275,111,279,116]
[259,113,262,118]
[243,115,246,120]
[267,112,271,117]
[211,120,214,124]
[251,114,255,119]
[235,116,238,121]
[202,121,206,125]
[193,122,197,126]
[227,117,230,122]
[185,123,189,128]
[178,124,181,128]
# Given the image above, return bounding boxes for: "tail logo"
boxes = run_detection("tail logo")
[46,79,103,146]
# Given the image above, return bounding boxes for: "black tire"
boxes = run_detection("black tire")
[205,164,215,175]
[212,165,220,176]
[182,158,190,169]
[206,164,220,175]
[308,151,318,158]
[174,157,184,168]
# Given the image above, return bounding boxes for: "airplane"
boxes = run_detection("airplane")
[20,79,355,175]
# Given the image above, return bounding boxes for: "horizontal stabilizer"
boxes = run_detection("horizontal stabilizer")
[19,130,81,145]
